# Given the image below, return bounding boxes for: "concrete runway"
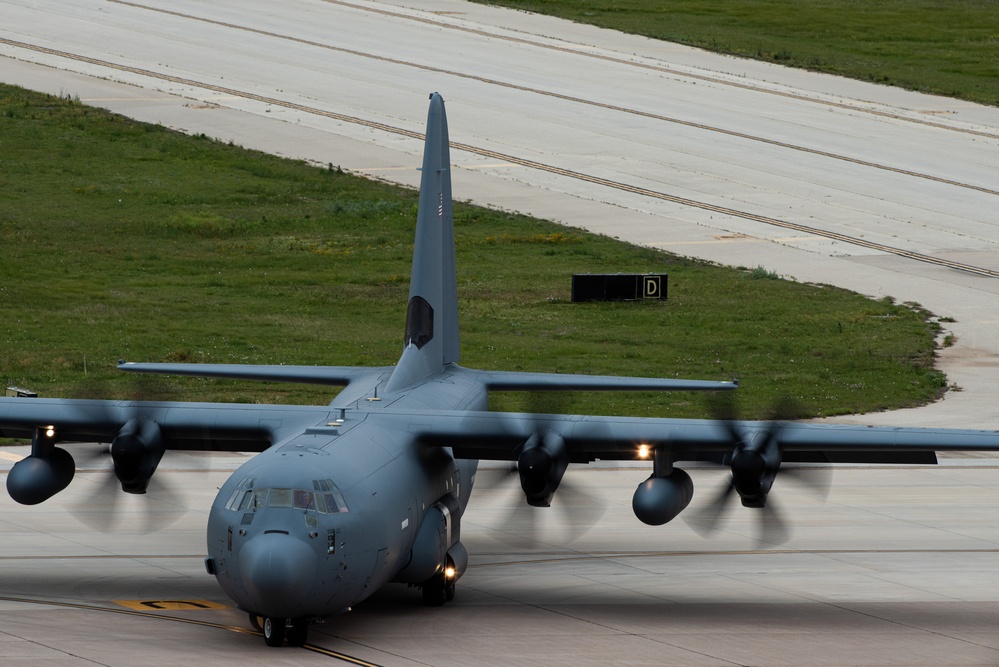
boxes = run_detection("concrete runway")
[2,1,999,664]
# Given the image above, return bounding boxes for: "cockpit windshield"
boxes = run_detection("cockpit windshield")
[223,477,349,514]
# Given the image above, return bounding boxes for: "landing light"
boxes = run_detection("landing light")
[444,566,456,579]
[45,426,56,439]
[638,444,650,459]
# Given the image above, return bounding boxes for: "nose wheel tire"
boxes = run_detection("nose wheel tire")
[287,618,309,647]
[262,616,286,647]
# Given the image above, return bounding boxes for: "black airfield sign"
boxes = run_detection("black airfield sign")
[571,273,668,302]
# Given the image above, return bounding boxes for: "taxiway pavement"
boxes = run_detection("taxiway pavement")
[1,451,998,666]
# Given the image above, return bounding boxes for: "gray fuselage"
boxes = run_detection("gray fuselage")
[206,366,485,618]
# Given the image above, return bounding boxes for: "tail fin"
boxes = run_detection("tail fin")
[385,93,459,391]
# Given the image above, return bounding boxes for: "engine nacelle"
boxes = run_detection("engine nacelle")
[518,430,568,507]
[111,418,164,494]
[7,447,76,505]
[632,468,694,526]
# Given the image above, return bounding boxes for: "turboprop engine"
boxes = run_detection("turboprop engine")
[109,417,166,493]
[517,430,569,507]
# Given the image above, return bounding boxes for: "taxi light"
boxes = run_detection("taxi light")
[638,444,650,459]
[45,426,56,439]
[444,566,456,579]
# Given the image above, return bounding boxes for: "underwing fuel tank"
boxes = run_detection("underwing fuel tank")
[6,448,75,505]
[632,469,694,525]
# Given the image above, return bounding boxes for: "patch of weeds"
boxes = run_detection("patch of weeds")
[163,211,258,238]
[483,232,583,245]
[326,199,402,219]
[163,349,197,362]
[746,266,782,280]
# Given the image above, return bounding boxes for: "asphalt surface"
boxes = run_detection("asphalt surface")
[2,1,999,665]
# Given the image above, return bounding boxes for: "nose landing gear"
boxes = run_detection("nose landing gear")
[251,614,310,647]
[262,616,285,647]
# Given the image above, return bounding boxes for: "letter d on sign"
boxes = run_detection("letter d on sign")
[643,276,660,299]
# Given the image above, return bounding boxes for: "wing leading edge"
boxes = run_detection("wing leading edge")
[399,408,999,464]
[0,397,336,452]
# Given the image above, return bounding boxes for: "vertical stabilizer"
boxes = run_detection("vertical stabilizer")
[386,93,459,391]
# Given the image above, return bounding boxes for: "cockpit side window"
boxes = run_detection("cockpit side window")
[323,492,349,513]
[321,493,337,512]
[224,477,258,511]
[313,493,329,513]
[313,479,349,513]
[252,489,269,509]
[334,492,349,513]
[224,489,243,511]
[237,491,254,512]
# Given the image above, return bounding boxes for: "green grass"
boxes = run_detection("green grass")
[0,85,949,423]
[472,0,999,106]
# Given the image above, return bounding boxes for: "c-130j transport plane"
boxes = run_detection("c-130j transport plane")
[3,93,999,648]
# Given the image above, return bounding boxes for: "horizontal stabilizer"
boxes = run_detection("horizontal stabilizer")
[118,362,386,386]
[471,369,737,392]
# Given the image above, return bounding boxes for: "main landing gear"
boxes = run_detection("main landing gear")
[251,613,309,647]
[421,565,457,607]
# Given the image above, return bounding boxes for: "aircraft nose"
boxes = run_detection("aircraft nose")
[240,532,318,617]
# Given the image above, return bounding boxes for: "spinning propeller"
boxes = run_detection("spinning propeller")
[475,460,606,545]
[65,377,200,531]
[686,396,830,546]
[473,392,607,544]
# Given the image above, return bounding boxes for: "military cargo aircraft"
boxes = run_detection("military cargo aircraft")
[3,93,999,647]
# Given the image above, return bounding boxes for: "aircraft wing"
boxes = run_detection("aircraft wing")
[0,397,336,452]
[402,409,999,464]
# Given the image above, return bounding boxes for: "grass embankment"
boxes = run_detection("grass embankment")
[0,86,948,421]
[473,0,999,106]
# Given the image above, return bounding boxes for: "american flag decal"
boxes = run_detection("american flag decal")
[438,192,443,218]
